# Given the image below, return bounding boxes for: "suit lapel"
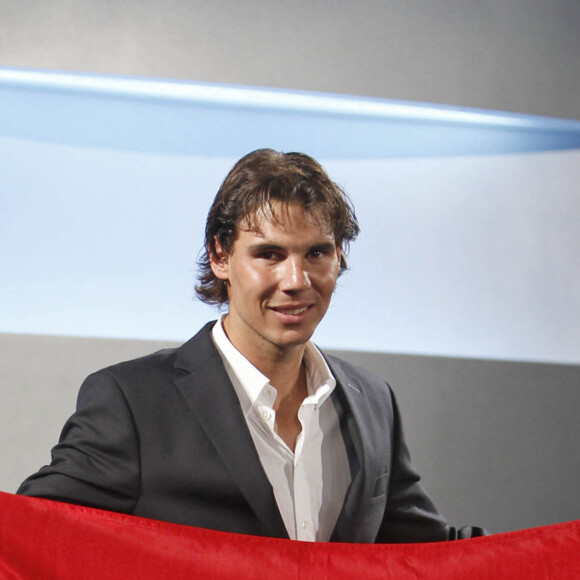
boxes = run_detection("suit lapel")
[326,356,382,543]
[173,323,287,539]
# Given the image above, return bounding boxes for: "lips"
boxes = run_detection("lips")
[281,306,308,315]
[271,305,311,316]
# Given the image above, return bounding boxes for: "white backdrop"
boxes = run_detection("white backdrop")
[2,69,580,364]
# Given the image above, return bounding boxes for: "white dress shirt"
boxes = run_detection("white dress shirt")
[212,317,351,541]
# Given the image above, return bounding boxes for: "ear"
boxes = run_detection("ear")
[209,236,229,281]
[336,246,346,270]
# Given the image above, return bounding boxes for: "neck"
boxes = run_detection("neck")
[267,353,308,453]
[221,316,310,398]
[236,337,307,399]
[262,347,308,399]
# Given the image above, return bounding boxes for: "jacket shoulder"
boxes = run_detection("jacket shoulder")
[323,352,393,393]
[322,351,398,422]
[87,321,218,392]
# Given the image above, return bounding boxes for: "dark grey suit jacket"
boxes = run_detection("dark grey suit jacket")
[18,322,480,542]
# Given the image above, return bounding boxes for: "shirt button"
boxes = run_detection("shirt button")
[301,521,309,530]
[261,409,270,420]
[264,387,274,398]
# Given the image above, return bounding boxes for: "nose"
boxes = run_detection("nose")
[279,256,311,292]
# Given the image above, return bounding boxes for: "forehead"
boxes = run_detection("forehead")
[240,202,334,241]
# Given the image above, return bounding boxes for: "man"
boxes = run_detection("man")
[18,149,483,542]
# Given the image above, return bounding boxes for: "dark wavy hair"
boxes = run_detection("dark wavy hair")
[196,148,359,305]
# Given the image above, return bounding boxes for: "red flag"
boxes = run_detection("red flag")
[0,491,578,579]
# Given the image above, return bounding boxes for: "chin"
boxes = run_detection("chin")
[274,329,315,348]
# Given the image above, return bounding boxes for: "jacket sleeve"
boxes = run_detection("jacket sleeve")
[17,371,140,514]
[376,388,487,543]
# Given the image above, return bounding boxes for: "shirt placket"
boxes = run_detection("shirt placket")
[254,384,277,434]
[294,401,316,541]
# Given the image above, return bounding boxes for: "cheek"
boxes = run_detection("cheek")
[313,267,339,294]
[235,264,278,292]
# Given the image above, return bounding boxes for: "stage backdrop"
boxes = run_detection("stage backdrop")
[2,68,580,534]
[2,67,580,364]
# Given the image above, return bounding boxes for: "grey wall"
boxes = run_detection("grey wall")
[2,0,580,534]
[1,0,580,119]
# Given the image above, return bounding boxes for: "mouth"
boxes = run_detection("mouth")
[270,305,312,317]
[276,306,309,315]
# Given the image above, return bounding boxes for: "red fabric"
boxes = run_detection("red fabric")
[0,491,578,579]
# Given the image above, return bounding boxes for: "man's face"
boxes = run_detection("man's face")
[210,203,341,362]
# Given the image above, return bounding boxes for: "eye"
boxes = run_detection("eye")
[308,246,332,259]
[257,250,282,261]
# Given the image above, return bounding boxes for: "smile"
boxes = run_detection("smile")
[272,306,310,316]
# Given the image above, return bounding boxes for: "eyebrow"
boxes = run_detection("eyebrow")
[248,242,284,252]
[248,241,337,253]
[309,241,337,252]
